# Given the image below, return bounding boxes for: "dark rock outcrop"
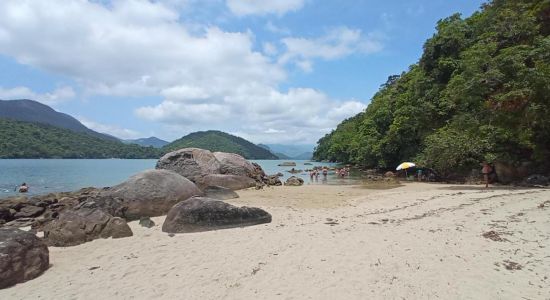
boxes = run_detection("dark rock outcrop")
[204,186,240,200]
[43,208,132,247]
[264,175,282,186]
[0,187,104,230]
[195,174,256,191]
[285,176,304,186]
[0,228,49,289]
[525,174,549,186]
[162,197,271,233]
[156,148,221,182]
[104,169,202,220]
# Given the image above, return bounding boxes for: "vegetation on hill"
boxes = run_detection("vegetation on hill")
[313,0,550,176]
[163,130,278,159]
[0,99,118,141]
[0,119,160,158]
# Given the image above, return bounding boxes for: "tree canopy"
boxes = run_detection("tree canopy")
[313,0,550,176]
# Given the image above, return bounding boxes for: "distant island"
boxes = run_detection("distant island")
[164,130,278,160]
[0,100,284,159]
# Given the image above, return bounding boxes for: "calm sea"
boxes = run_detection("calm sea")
[0,159,352,197]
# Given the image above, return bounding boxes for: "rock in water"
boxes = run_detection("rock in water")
[278,161,296,166]
[156,148,221,182]
[162,197,271,233]
[195,174,256,191]
[213,152,260,178]
[204,186,240,200]
[105,169,202,220]
[43,208,133,247]
[285,176,304,186]
[264,175,282,186]
[0,228,49,289]
[139,217,155,228]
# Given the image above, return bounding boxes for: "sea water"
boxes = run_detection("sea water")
[0,159,350,197]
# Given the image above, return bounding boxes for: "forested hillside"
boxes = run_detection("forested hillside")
[0,119,160,158]
[163,130,278,159]
[314,0,550,176]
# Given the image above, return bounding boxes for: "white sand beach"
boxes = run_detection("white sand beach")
[2,183,549,299]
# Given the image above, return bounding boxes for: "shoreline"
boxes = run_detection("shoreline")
[2,183,548,299]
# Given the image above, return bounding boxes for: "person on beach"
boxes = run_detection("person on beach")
[18,182,29,193]
[322,167,328,177]
[482,162,492,188]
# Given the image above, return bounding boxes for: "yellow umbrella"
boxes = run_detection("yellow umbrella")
[396,162,416,178]
[396,162,416,170]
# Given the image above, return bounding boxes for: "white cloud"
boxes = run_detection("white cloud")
[78,116,141,139]
[280,27,384,71]
[227,0,306,16]
[265,21,290,35]
[0,86,75,105]
[0,0,367,144]
[136,84,366,143]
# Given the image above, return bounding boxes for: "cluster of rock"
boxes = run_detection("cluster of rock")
[1,148,277,288]
[156,148,282,188]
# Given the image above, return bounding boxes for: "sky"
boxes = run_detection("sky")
[0,0,486,144]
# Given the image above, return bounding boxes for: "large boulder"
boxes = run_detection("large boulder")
[156,148,221,182]
[43,207,133,247]
[213,152,259,178]
[162,197,272,233]
[285,176,304,186]
[204,186,240,200]
[0,228,49,289]
[105,169,202,220]
[195,174,256,191]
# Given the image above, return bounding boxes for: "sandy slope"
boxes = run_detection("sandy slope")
[1,183,549,299]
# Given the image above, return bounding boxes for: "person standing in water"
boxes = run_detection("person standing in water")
[18,183,29,193]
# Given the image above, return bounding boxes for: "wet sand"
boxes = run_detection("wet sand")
[1,183,549,299]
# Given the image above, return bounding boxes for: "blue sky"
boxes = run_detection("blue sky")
[0,0,486,144]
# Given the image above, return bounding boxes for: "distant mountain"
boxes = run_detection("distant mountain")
[264,144,315,159]
[124,137,169,148]
[0,118,160,158]
[164,130,278,159]
[0,99,118,141]
[293,152,313,160]
[274,152,292,159]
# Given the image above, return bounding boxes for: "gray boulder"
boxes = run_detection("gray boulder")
[43,208,132,247]
[196,174,256,191]
[105,169,202,220]
[156,148,221,182]
[214,152,259,178]
[162,197,271,233]
[204,186,240,200]
[278,161,296,166]
[0,228,49,289]
[285,176,304,186]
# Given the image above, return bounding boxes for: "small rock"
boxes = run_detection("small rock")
[139,217,155,228]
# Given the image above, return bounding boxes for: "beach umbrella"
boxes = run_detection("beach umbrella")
[396,162,416,170]
[396,162,415,178]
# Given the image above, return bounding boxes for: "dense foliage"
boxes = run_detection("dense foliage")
[313,0,550,176]
[163,130,278,159]
[0,119,160,158]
